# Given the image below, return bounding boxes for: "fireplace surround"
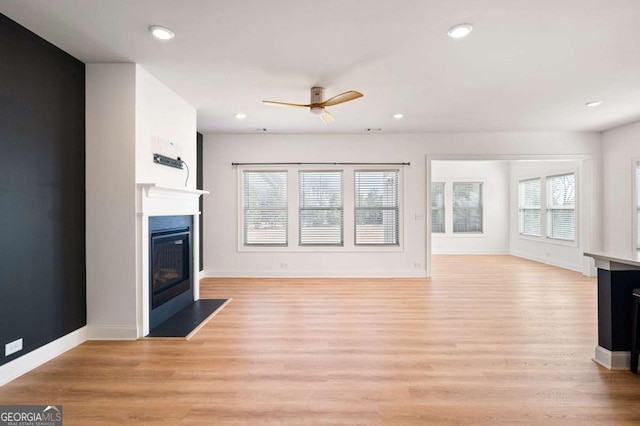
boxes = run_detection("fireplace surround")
[137,184,208,337]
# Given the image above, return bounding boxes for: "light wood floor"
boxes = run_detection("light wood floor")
[2,255,640,425]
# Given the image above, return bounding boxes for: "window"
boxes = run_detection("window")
[546,173,576,241]
[431,182,445,233]
[354,170,399,245]
[240,166,404,250]
[242,171,288,246]
[298,171,344,246]
[452,182,483,233]
[518,178,541,236]
[636,162,640,250]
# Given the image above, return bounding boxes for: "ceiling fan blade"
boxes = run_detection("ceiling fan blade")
[262,100,310,108]
[320,91,363,107]
[320,110,335,124]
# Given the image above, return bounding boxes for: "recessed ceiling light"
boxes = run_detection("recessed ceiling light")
[235,113,247,119]
[392,113,404,119]
[149,25,175,40]
[447,23,473,39]
[585,100,603,107]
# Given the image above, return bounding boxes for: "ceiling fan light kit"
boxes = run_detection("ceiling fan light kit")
[263,86,363,124]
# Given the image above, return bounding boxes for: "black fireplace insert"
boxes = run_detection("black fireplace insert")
[151,227,191,309]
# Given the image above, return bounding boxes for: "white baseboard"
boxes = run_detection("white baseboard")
[431,249,509,255]
[86,325,138,340]
[593,345,631,370]
[509,250,582,272]
[202,269,428,278]
[0,326,88,387]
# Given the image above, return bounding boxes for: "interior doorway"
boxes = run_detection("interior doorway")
[425,155,597,278]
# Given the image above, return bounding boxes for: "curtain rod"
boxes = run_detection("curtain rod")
[232,162,410,166]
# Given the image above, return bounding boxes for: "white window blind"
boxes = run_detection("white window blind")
[546,173,576,241]
[298,171,344,246]
[518,178,541,236]
[431,182,445,233]
[452,182,483,233]
[242,171,288,246]
[354,170,399,245]
[636,162,640,250]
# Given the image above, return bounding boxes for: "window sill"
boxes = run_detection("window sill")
[432,233,486,238]
[518,234,578,247]
[238,245,404,253]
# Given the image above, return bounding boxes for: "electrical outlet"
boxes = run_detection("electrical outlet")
[280,263,288,269]
[5,338,23,356]
[414,262,422,268]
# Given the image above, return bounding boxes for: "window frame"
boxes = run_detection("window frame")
[431,182,445,234]
[354,169,401,246]
[515,168,579,247]
[298,170,344,247]
[545,172,577,242]
[518,178,542,237]
[452,181,484,234]
[634,159,640,251]
[240,169,289,247]
[237,165,404,252]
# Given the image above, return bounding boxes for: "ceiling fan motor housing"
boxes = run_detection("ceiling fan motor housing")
[309,87,324,105]
[310,87,325,114]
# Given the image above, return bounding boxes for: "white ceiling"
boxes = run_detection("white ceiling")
[2,0,640,134]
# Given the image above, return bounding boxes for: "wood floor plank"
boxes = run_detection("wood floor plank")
[1,255,639,425]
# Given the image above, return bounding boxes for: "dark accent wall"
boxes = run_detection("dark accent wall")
[197,132,204,272]
[0,14,86,366]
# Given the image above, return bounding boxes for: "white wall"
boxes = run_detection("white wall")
[509,160,589,272]
[431,161,510,254]
[203,132,601,277]
[86,63,138,338]
[135,65,197,189]
[86,64,197,339]
[602,120,640,254]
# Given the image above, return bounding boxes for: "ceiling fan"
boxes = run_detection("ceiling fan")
[263,87,363,124]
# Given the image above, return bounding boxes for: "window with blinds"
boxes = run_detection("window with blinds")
[452,182,483,233]
[518,178,541,236]
[546,173,576,241]
[242,170,288,246]
[354,170,399,245]
[636,162,640,250]
[298,171,344,246]
[431,182,445,233]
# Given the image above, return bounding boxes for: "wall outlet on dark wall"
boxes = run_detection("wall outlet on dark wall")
[5,338,23,356]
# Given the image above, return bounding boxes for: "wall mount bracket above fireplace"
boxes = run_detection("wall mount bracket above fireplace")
[153,153,183,169]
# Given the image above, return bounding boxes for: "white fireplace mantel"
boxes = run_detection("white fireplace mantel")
[136,183,208,337]
[137,183,209,216]
[138,183,209,198]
